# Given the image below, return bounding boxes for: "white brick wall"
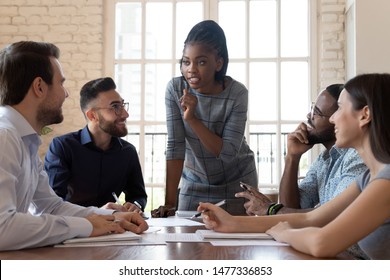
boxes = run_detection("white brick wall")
[0,0,347,158]
[0,0,104,158]
[318,0,346,87]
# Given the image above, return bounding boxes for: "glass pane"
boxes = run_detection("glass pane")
[145,186,165,212]
[115,3,142,59]
[175,61,182,77]
[280,61,309,120]
[227,62,246,87]
[281,124,310,177]
[115,64,142,121]
[249,124,279,185]
[281,0,308,57]
[249,62,277,120]
[125,125,140,152]
[176,2,203,59]
[144,125,167,185]
[250,0,277,58]
[145,2,173,59]
[219,1,246,58]
[145,63,172,121]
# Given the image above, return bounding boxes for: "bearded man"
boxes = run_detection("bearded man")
[44,77,147,213]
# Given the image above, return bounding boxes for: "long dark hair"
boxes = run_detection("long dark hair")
[345,73,390,163]
[0,41,60,105]
[181,20,229,82]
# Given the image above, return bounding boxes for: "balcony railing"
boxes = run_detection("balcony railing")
[126,132,289,184]
[125,132,291,210]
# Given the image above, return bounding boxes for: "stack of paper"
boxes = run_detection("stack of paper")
[196,229,273,240]
[195,229,289,247]
[62,231,141,245]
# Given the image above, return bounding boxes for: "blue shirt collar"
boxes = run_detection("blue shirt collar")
[80,126,93,145]
[80,125,124,149]
[322,145,348,160]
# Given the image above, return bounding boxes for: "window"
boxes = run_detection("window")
[104,0,315,211]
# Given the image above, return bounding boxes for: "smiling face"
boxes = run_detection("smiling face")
[329,89,364,149]
[180,43,224,94]
[305,89,338,145]
[93,90,129,137]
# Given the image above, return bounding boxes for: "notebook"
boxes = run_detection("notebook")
[62,231,141,244]
[196,229,273,240]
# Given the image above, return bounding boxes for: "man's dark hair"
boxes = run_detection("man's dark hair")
[325,83,344,101]
[0,41,60,105]
[80,77,116,113]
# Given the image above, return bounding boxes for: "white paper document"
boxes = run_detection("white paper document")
[196,230,289,246]
[175,210,198,218]
[62,231,141,244]
[210,240,289,246]
[55,228,287,248]
[55,240,141,247]
[196,229,273,240]
[142,232,204,243]
[147,216,204,227]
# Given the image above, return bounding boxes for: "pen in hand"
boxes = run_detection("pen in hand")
[112,192,121,205]
[112,192,147,218]
[133,200,143,211]
[133,201,149,219]
[191,199,226,219]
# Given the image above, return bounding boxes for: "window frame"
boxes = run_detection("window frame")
[103,0,318,209]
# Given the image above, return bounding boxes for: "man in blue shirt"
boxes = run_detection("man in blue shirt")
[44,77,147,212]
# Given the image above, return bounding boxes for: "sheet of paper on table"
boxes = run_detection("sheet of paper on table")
[196,229,273,240]
[55,225,289,248]
[62,231,141,244]
[147,216,204,227]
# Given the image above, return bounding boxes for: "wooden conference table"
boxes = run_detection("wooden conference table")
[0,225,352,260]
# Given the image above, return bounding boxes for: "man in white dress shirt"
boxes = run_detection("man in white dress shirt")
[0,41,148,251]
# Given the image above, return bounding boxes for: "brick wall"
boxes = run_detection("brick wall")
[318,0,346,88]
[0,0,347,158]
[0,0,104,158]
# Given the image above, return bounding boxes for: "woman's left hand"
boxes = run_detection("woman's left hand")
[265,221,292,242]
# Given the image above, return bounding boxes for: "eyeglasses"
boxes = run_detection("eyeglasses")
[310,102,332,119]
[94,102,129,116]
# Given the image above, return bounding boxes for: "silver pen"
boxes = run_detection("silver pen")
[112,192,121,205]
[133,200,142,210]
[191,199,226,219]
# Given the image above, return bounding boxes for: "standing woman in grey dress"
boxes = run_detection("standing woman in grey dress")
[152,20,258,217]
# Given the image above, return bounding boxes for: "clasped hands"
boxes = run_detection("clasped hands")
[151,205,176,218]
[86,211,148,237]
